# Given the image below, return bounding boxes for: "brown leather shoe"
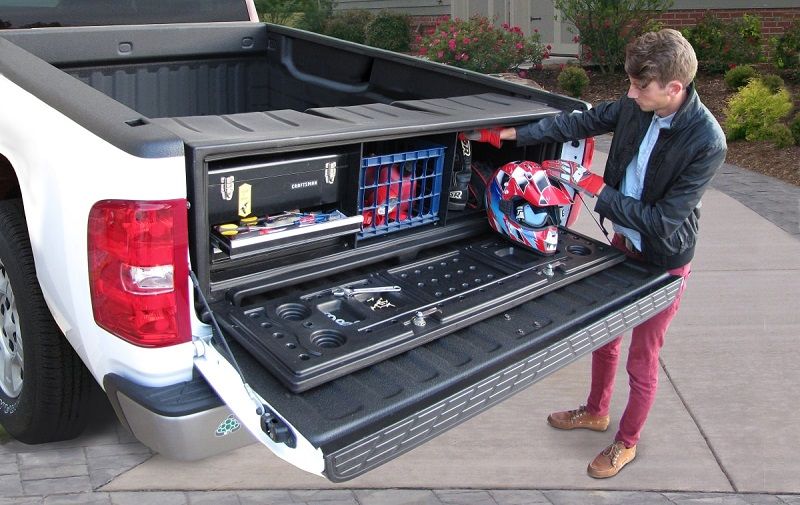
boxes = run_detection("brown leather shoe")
[547,405,610,432]
[587,441,637,478]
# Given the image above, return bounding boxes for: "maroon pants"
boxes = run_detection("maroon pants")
[585,234,691,447]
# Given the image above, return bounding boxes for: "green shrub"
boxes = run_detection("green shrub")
[773,20,800,71]
[417,16,548,74]
[365,11,411,52]
[725,79,793,143]
[723,65,757,90]
[790,113,800,146]
[322,9,373,44]
[758,74,785,94]
[554,0,671,74]
[557,65,590,98]
[770,124,795,148]
[684,13,762,73]
[294,0,334,33]
[255,0,303,25]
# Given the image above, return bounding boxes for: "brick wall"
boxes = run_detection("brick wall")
[408,15,445,52]
[655,8,800,46]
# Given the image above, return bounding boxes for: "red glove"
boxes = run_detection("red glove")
[459,128,503,148]
[542,160,604,197]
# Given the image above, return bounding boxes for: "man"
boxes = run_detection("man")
[467,29,726,478]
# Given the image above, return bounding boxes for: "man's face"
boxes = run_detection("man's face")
[626,76,684,116]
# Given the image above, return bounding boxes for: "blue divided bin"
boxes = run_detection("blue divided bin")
[358,146,445,239]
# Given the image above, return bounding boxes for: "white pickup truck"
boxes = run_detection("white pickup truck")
[0,0,682,482]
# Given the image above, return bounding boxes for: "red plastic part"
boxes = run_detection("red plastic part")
[88,199,190,348]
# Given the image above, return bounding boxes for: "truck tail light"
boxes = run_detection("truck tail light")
[88,199,190,347]
[582,136,595,169]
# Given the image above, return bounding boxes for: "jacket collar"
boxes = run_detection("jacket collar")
[663,81,700,131]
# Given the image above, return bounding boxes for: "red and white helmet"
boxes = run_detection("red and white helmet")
[486,160,574,255]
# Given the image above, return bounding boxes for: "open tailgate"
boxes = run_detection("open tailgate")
[193,258,681,481]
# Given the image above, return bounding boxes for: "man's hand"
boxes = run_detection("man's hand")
[459,127,513,148]
[542,160,605,197]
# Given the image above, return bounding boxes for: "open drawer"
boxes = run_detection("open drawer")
[209,229,625,392]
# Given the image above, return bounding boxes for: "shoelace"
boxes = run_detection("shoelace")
[602,442,625,467]
[569,405,589,421]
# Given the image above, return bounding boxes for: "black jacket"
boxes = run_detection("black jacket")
[515,83,727,269]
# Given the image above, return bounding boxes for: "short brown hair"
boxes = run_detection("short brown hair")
[625,29,697,87]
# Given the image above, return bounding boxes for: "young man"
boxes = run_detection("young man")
[468,29,727,478]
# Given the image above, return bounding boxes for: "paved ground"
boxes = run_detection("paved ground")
[1,138,798,504]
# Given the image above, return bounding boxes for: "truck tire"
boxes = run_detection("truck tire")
[0,199,92,443]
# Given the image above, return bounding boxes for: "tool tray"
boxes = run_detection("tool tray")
[213,229,624,392]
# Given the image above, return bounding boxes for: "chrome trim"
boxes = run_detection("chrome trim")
[115,392,255,461]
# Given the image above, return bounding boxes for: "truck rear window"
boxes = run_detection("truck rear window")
[0,0,250,29]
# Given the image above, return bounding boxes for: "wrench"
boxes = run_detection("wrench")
[331,285,402,298]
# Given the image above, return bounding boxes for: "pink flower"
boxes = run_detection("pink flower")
[463,37,470,44]
[515,42,524,50]
[546,44,552,50]
[437,51,444,59]
[461,53,469,62]
[419,46,428,55]
[448,39,457,50]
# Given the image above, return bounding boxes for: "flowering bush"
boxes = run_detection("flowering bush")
[554,0,671,74]
[416,16,549,74]
[683,13,762,73]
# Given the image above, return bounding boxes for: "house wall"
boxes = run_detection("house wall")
[334,0,449,16]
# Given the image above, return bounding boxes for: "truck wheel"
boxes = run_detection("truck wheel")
[0,199,91,443]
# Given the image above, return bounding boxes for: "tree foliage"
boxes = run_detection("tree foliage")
[253,0,334,30]
[553,0,672,74]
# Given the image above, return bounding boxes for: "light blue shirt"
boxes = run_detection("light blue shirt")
[613,111,675,251]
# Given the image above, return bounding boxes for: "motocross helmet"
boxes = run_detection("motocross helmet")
[486,160,574,255]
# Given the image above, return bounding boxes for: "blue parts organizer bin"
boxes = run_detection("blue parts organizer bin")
[358,146,445,239]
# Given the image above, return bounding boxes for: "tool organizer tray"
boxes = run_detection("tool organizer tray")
[214,229,625,392]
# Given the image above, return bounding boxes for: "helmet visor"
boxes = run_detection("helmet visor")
[517,204,556,228]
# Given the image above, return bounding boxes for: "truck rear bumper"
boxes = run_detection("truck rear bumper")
[103,374,254,461]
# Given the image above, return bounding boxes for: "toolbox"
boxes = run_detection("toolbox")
[207,148,359,226]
